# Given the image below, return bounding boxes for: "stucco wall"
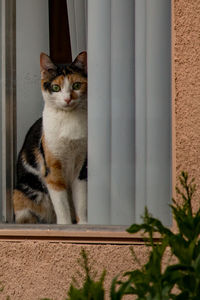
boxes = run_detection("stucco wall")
[0,241,149,299]
[174,0,200,210]
[0,0,199,299]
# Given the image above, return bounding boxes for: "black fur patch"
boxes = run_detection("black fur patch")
[43,81,52,92]
[15,118,48,200]
[78,158,87,181]
[17,173,48,196]
[19,118,42,169]
[39,141,49,177]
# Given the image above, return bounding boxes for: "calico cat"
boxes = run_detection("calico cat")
[13,52,88,224]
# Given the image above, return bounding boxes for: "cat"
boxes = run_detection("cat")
[13,51,88,224]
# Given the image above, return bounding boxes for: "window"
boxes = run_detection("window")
[0,0,16,223]
[0,0,171,226]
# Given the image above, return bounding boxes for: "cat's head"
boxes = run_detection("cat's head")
[40,52,87,111]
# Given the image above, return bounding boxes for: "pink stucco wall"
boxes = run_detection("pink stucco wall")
[174,0,200,210]
[0,0,199,299]
[0,241,149,299]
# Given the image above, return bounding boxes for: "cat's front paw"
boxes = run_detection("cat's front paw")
[56,218,72,225]
[78,220,88,225]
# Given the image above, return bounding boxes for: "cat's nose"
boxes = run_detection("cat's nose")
[64,98,71,105]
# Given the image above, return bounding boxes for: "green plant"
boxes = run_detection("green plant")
[66,249,106,300]
[41,172,200,300]
[111,171,200,300]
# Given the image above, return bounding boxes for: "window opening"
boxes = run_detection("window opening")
[0,0,171,226]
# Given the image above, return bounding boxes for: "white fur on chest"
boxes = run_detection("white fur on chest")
[43,105,87,156]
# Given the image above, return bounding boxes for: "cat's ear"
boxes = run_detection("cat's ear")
[40,53,57,80]
[72,51,87,74]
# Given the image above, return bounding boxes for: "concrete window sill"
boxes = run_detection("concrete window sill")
[0,224,161,245]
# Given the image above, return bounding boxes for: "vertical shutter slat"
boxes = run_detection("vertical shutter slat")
[88,0,111,224]
[110,0,135,225]
[145,0,171,224]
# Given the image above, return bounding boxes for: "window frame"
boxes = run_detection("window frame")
[0,0,16,223]
[0,0,173,233]
[0,223,162,244]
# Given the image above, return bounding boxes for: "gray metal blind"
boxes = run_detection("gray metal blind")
[135,0,171,224]
[87,0,135,225]
[68,0,172,226]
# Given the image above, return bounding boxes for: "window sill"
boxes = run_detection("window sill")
[0,224,160,245]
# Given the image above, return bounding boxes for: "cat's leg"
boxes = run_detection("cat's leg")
[45,160,71,224]
[72,178,87,224]
[42,138,72,224]
[47,188,71,224]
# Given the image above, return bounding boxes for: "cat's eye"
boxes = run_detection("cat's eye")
[51,84,61,92]
[72,82,82,90]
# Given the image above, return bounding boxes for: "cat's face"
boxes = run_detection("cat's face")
[40,52,87,111]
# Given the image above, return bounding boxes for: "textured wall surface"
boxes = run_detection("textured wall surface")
[174,0,200,211]
[0,1,199,299]
[0,241,149,299]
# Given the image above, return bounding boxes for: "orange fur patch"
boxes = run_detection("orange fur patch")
[21,152,27,165]
[68,73,87,84]
[41,79,46,91]
[51,75,65,88]
[42,135,67,191]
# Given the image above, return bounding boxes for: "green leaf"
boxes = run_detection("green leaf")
[167,234,192,264]
[110,276,136,300]
[193,253,200,275]
[66,250,105,300]
[127,224,144,234]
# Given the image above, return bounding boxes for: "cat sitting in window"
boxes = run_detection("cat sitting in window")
[13,52,87,224]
